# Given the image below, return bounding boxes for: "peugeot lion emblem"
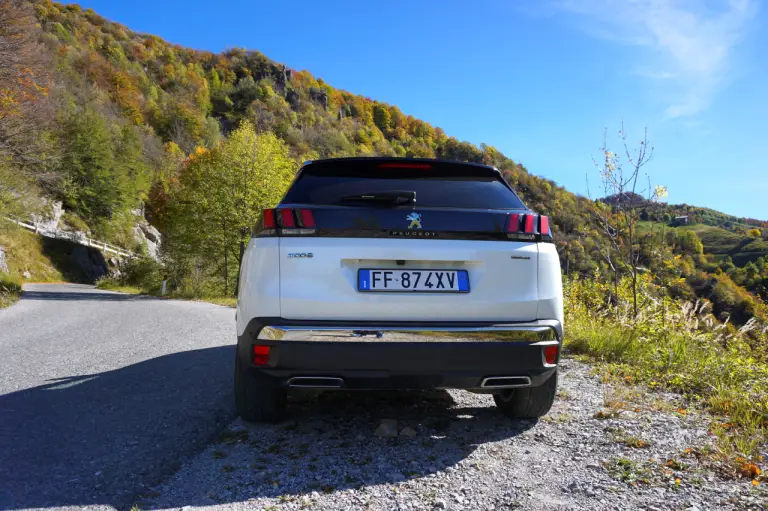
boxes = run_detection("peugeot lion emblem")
[406,212,422,229]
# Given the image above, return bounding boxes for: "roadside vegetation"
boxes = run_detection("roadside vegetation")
[0,271,21,308]
[96,256,237,307]
[565,274,768,468]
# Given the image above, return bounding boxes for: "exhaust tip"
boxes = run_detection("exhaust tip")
[287,376,344,389]
[480,376,532,389]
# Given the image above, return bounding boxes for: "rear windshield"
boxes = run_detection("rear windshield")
[281,162,526,209]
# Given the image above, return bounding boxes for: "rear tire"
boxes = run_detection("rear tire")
[493,371,557,419]
[234,355,287,423]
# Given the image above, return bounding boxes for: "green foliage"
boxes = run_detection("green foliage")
[163,122,295,295]
[60,107,117,221]
[98,254,163,294]
[0,156,43,218]
[59,106,150,231]
[678,230,704,255]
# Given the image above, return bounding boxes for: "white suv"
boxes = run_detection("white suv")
[235,157,563,422]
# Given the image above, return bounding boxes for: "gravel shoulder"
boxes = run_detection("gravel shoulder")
[145,359,766,511]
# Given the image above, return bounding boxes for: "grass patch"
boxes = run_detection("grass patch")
[543,412,573,424]
[617,435,652,449]
[95,281,143,295]
[0,224,85,283]
[604,457,653,485]
[198,296,237,307]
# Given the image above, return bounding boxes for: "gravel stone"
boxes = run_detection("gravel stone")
[374,418,399,438]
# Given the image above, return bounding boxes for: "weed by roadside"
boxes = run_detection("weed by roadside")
[0,271,21,308]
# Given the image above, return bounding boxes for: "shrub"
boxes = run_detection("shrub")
[97,255,163,294]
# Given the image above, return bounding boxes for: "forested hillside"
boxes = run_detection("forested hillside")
[0,0,766,328]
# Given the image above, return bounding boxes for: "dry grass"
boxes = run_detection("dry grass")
[565,276,768,467]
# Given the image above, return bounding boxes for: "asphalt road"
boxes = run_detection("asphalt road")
[0,284,236,510]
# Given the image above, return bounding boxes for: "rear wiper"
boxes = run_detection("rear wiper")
[340,190,416,205]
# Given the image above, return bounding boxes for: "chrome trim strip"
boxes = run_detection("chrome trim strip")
[257,322,560,343]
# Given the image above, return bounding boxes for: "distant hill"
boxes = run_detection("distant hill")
[600,192,652,208]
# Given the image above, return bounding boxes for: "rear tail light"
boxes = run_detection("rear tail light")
[507,213,521,233]
[543,345,559,366]
[523,214,536,234]
[253,345,271,366]
[278,208,295,228]
[297,208,315,228]
[263,209,276,229]
[254,208,317,237]
[506,213,553,241]
[539,215,551,239]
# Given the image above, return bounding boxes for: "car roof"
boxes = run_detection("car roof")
[301,157,501,173]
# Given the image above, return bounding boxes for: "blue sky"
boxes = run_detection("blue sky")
[76,0,767,219]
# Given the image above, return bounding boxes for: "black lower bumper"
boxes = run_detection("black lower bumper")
[237,318,561,391]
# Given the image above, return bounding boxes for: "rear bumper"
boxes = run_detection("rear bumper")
[237,319,561,391]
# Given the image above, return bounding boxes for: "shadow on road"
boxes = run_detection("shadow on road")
[0,346,236,510]
[20,288,157,302]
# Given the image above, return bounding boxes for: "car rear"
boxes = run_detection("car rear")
[235,158,563,422]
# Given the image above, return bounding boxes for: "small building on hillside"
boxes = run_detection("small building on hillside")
[671,215,690,227]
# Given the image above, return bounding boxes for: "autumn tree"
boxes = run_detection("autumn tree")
[588,124,665,317]
[0,0,58,218]
[0,0,52,163]
[164,122,295,295]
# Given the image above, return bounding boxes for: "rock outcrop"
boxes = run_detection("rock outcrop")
[0,246,8,274]
[133,220,162,260]
[285,89,300,109]
[309,87,328,110]
[30,200,64,236]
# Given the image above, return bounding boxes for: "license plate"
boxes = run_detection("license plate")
[357,269,470,293]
